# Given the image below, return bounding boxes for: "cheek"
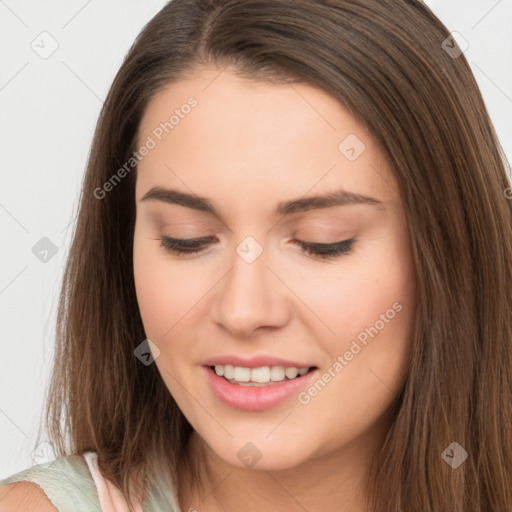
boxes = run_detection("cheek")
[302,229,416,395]
[322,272,411,340]
[133,233,189,341]
[311,239,413,339]
[291,252,415,452]
[133,232,218,353]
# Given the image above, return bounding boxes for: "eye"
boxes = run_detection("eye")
[160,236,216,255]
[160,236,356,260]
[289,238,356,259]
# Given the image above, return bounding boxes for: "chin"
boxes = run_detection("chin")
[203,435,317,472]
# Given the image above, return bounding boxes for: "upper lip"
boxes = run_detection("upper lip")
[203,355,316,369]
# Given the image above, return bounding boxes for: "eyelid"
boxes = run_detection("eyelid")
[289,238,355,259]
[161,235,217,250]
[159,235,356,259]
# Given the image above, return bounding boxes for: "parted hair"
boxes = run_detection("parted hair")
[40,1,512,510]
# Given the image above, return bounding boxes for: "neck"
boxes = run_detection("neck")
[177,412,392,512]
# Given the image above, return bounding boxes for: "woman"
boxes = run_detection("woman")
[1,0,511,511]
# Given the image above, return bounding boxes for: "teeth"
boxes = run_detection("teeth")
[270,366,285,381]
[251,366,271,383]
[213,364,311,383]
[224,365,234,379]
[285,367,299,379]
[233,367,251,382]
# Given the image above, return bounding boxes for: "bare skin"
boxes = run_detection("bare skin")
[133,65,417,512]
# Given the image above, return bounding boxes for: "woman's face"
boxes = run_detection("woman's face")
[133,65,416,471]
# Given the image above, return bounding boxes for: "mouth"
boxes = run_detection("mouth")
[208,364,317,386]
[203,364,319,411]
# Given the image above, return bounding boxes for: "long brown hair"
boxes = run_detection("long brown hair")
[39,1,512,510]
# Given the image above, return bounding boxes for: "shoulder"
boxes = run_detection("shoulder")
[0,481,58,511]
[0,452,101,511]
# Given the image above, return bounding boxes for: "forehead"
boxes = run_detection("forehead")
[135,66,399,212]
[138,65,368,149]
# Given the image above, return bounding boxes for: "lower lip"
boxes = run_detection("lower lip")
[204,366,318,411]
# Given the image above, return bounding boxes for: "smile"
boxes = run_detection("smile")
[213,364,310,384]
[204,365,319,411]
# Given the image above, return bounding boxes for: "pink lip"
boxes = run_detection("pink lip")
[203,366,319,411]
[203,355,314,369]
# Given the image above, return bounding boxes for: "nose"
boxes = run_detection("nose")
[211,242,291,337]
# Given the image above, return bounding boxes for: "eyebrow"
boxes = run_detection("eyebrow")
[139,186,385,216]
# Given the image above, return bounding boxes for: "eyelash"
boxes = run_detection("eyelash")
[159,236,356,259]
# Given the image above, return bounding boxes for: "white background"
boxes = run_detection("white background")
[1,0,511,477]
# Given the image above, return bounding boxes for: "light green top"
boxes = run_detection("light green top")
[0,453,182,511]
